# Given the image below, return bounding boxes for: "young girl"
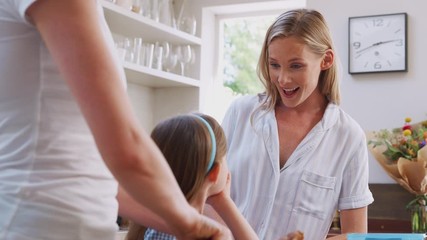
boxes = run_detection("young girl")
[126,113,259,240]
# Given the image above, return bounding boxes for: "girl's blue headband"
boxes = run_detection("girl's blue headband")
[193,115,216,173]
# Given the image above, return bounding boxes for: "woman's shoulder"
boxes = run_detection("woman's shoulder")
[327,104,365,138]
[222,94,264,129]
[229,93,265,112]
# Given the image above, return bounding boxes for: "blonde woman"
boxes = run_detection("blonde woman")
[217,9,374,240]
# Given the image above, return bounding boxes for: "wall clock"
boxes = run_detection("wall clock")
[348,13,407,74]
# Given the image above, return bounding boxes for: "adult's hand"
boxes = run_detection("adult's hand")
[118,186,231,239]
[174,211,232,240]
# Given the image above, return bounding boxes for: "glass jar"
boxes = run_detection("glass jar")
[408,196,427,233]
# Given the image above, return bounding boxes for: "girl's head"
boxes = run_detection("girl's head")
[150,113,227,201]
[257,9,339,110]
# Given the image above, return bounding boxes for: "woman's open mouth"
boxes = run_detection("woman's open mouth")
[283,87,299,97]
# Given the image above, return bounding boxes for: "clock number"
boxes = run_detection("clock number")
[372,18,384,27]
[374,62,382,69]
[396,39,403,46]
[353,42,361,49]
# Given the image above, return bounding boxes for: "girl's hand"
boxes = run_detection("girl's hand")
[206,172,231,209]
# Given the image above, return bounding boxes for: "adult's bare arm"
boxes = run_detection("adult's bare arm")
[340,207,368,234]
[326,207,368,240]
[26,1,229,239]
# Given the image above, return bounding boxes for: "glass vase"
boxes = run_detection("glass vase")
[410,205,427,233]
[408,195,427,233]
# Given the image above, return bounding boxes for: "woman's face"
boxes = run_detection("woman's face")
[268,36,326,109]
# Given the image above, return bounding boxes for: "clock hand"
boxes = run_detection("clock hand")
[378,39,401,45]
[355,39,401,54]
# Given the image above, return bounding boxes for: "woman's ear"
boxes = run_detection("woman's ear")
[207,163,220,183]
[321,49,334,70]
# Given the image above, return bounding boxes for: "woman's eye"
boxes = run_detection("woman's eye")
[269,63,280,68]
[290,63,302,69]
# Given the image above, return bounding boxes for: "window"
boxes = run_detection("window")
[222,16,274,95]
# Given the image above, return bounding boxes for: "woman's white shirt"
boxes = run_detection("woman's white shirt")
[222,94,374,240]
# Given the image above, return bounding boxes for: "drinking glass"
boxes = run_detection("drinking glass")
[112,33,126,61]
[160,41,170,65]
[143,43,154,68]
[150,0,160,22]
[141,0,151,18]
[159,0,176,28]
[176,44,192,76]
[179,15,197,35]
[133,38,143,65]
[153,42,163,70]
[115,0,132,10]
[163,44,177,73]
[123,37,134,63]
[131,0,142,14]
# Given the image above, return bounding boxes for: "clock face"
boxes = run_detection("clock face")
[348,13,407,74]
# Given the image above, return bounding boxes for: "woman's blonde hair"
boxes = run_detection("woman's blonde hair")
[126,113,227,240]
[257,8,340,113]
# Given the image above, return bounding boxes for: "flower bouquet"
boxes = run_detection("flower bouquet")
[367,118,427,232]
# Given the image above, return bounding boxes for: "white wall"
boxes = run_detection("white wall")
[127,83,154,132]
[307,0,427,183]
[194,0,427,183]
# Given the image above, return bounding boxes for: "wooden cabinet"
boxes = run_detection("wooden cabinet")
[102,1,201,131]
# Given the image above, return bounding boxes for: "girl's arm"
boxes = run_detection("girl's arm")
[206,174,258,240]
[26,1,229,239]
[207,195,258,240]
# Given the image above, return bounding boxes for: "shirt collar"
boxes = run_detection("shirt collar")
[319,103,339,131]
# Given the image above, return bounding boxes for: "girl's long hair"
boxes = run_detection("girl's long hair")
[126,113,226,240]
[150,114,226,201]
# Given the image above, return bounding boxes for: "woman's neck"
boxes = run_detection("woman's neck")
[275,89,328,131]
